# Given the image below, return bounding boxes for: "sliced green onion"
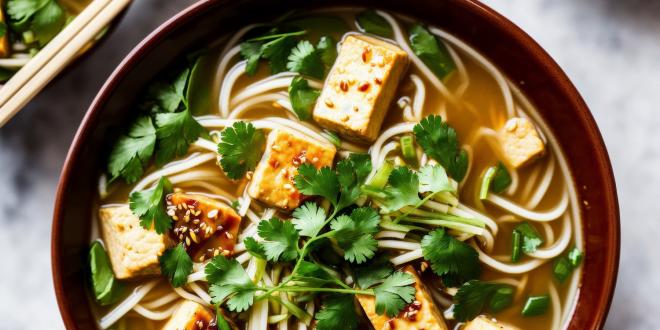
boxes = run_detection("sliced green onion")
[567,247,583,267]
[400,135,418,165]
[23,31,35,44]
[322,130,341,147]
[216,307,232,330]
[360,185,389,199]
[491,162,512,193]
[489,286,514,312]
[511,229,522,263]
[380,220,424,233]
[268,314,290,324]
[521,295,550,316]
[368,160,394,189]
[552,256,573,283]
[479,167,497,199]
[432,191,459,207]
[272,295,310,322]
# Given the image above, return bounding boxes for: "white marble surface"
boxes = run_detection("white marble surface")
[0,0,655,329]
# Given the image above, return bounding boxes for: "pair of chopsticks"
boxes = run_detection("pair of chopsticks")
[0,0,132,126]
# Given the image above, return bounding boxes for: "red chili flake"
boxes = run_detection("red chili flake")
[374,77,383,85]
[292,150,307,166]
[339,80,349,92]
[358,82,370,92]
[362,47,371,63]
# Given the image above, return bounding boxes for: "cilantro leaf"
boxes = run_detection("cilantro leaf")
[243,237,267,260]
[240,30,303,75]
[217,122,266,179]
[159,244,193,287]
[129,177,173,234]
[336,153,372,210]
[316,294,359,330]
[291,261,338,287]
[288,76,320,121]
[261,35,297,74]
[414,115,468,181]
[7,0,65,46]
[89,241,124,305]
[240,41,263,75]
[154,109,204,165]
[454,280,514,322]
[292,202,326,237]
[287,40,325,79]
[373,272,416,317]
[148,68,191,113]
[418,164,454,194]
[257,217,299,262]
[108,116,157,183]
[294,164,340,206]
[206,255,258,312]
[421,229,480,287]
[491,162,512,193]
[356,10,393,38]
[514,222,544,254]
[379,167,421,212]
[330,207,380,263]
[409,24,456,80]
[317,36,337,68]
[353,254,394,289]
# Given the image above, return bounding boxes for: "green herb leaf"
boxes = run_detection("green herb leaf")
[336,153,372,210]
[373,271,416,317]
[316,294,359,330]
[257,217,300,262]
[261,34,297,74]
[521,295,550,316]
[291,261,338,287]
[353,254,394,289]
[418,164,454,194]
[206,255,258,312]
[240,41,263,75]
[89,241,124,305]
[356,10,393,38]
[108,116,157,183]
[243,237,267,260]
[240,30,304,75]
[491,162,512,193]
[287,40,325,79]
[421,228,480,286]
[489,286,514,313]
[148,68,191,113]
[567,247,583,267]
[129,177,173,234]
[514,222,544,254]
[330,207,380,263]
[414,115,468,181]
[379,167,421,212]
[317,36,337,68]
[288,76,320,121]
[217,121,266,179]
[454,280,514,322]
[294,164,340,206]
[159,244,193,287]
[409,24,456,80]
[154,109,204,165]
[292,202,326,237]
[8,0,65,46]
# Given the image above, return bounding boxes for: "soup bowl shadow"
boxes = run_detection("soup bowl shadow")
[51,0,619,329]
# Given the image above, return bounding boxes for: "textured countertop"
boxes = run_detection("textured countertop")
[0,0,655,328]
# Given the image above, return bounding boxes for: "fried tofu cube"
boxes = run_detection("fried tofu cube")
[99,206,171,279]
[167,193,242,262]
[163,301,215,330]
[463,315,519,330]
[248,129,336,210]
[500,117,545,168]
[357,265,448,330]
[0,1,10,58]
[313,34,409,142]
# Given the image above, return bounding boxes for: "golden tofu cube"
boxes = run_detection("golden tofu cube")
[464,315,519,330]
[167,193,242,262]
[99,206,171,279]
[357,265,448,330]
[500,117,545,168]
[248,129,336,210]
[313,34,409,142]
[162,301,215,330]
[0,1,10,58]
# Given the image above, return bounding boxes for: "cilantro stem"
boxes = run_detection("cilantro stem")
[393,192,438,223]
[248,30,307,42]
[272,287,373,295]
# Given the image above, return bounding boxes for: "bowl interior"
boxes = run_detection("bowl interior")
[52,1,619,329]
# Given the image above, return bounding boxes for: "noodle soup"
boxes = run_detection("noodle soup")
[87,8,582,330]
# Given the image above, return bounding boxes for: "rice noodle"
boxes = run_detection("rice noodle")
[99,280,159,329]
[220,61,247,117]
[189,282,213,305]
[486,191,569,222]
[526,156,556,209]
[132,303,178,320]
[377,240,421,251]
[528,215,571,259]
[410,74,426,121]
[132,153,216,192]
[444,42,469,97]
[375,231,407,239]
[173,287,210,307]
[549,282,561,330]
[390,249,424,266]
[369,123,415,172]
[473,243,546,274]
[141,292,180,309]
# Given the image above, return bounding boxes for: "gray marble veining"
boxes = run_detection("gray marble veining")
[0,0,655,328]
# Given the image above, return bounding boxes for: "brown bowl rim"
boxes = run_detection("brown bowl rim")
[52,0,620,329]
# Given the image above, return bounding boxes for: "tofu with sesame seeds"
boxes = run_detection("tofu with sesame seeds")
[167,193,241,262]
[162,301,216,330]
[248,129,336,210]
[463,315,519,330]
[500,117,545,168]
[357,265,448,330]
[313,34,408,142]
[98,206,172,279]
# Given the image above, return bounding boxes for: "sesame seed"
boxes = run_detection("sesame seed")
[182,203,188,209]
[172,215,179,221]
[193,219,200,225]
[190,231,199,243]
[185,237,191,246]
[225,232,233,239]
[272,145,281,151]
[182,227,188,233]
[222,250,231,256]
[283,183,292,189]
[208,209,219,219]
[324,99,334,108]
[214,249,220,256]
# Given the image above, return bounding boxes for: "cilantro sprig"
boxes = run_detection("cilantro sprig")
[128,176,173,234]
[288,76,321,121]
[7,0,66,46]
[453,280,515,321]
[159,244,193,287]
[414,115,469,181]
[421,228,480,287]
[217,121,266,179]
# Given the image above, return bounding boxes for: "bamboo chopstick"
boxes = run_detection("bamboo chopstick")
[0,0,132,126]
